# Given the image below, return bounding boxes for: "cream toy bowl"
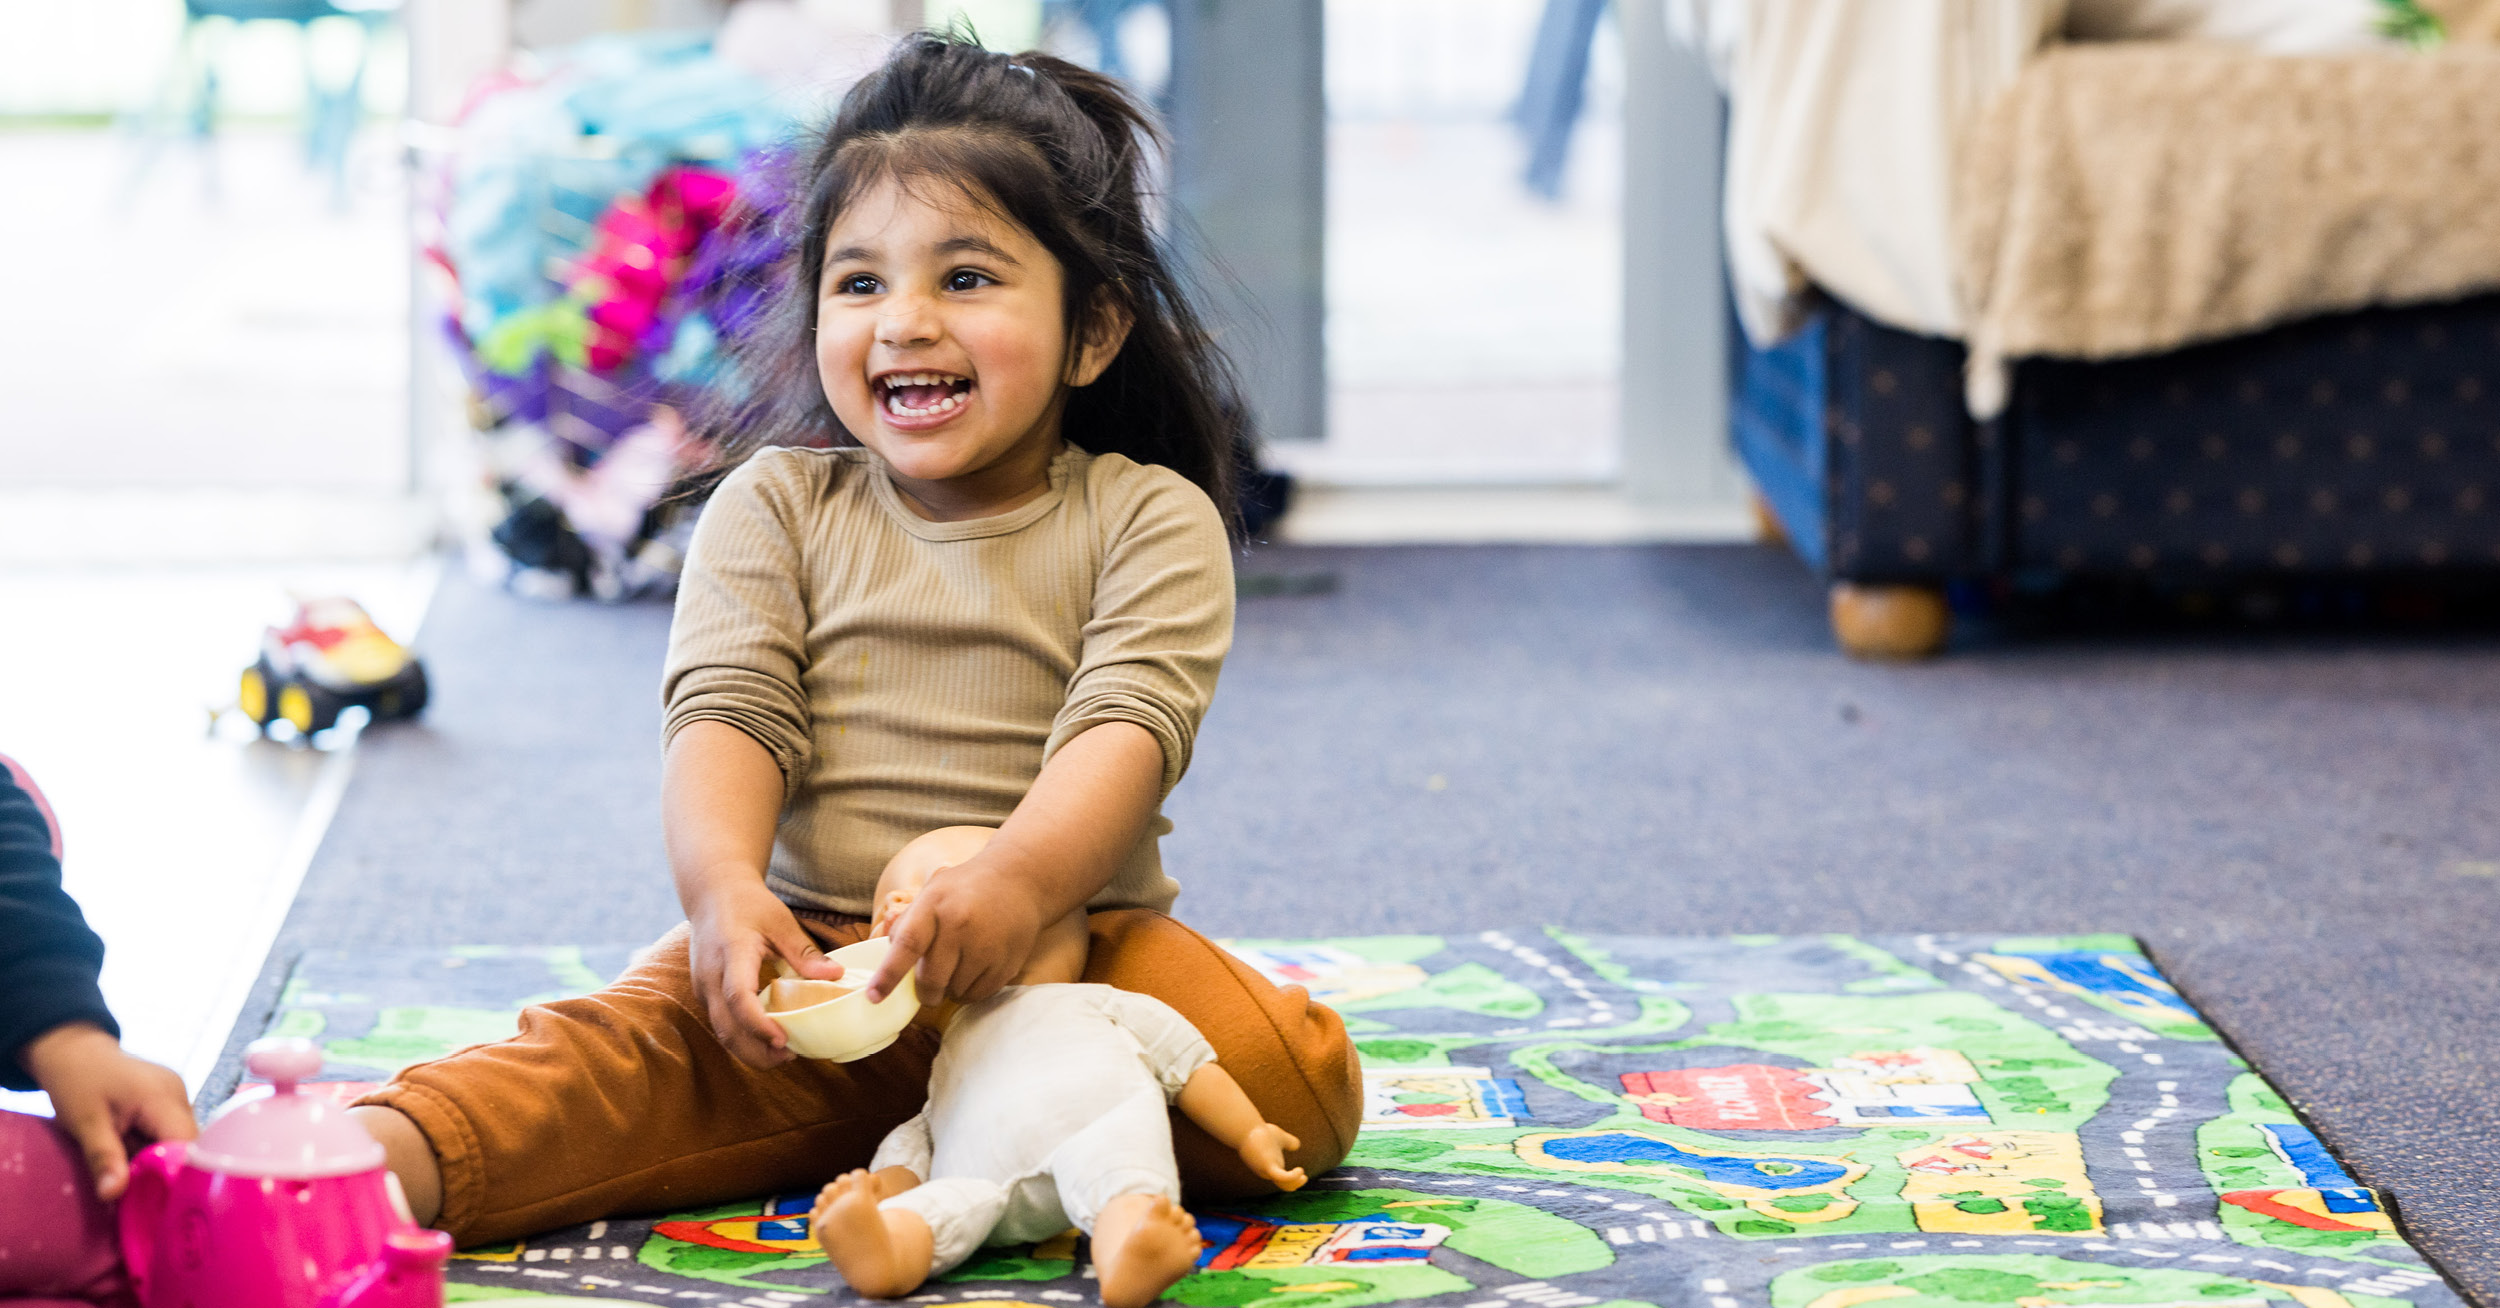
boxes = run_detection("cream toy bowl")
[763,937,920,1061]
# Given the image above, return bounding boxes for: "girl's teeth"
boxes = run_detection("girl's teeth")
[885,385,967,418]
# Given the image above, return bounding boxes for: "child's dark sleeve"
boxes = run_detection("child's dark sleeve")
[0,758,116,1091]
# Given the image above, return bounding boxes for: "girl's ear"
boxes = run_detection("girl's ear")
[1067,285,1134,388]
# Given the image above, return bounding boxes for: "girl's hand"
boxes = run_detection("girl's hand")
[19,1022,196,1201]
[866,855,1046,1004]
[688,878,844,1068]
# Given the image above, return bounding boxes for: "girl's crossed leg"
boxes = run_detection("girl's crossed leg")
[349,910,1359,1249]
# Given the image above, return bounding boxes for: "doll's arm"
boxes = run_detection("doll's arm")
[1176,1064,1306,1192]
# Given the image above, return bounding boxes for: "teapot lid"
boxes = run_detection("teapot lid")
[190,1038,386,1179]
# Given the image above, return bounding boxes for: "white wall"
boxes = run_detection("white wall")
[0,0,406,118]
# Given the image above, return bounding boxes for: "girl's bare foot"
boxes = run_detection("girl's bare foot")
[810,1169,933,1298]
[1091,1194,1203,1308]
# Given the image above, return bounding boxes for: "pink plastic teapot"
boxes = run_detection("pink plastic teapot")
[119,1038,451,1308]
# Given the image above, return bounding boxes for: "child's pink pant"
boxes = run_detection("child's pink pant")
[0,1110,133,1308]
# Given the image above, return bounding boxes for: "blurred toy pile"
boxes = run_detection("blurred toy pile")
[425,23,865,599]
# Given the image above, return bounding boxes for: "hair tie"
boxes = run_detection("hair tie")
[1007,61,1036,78]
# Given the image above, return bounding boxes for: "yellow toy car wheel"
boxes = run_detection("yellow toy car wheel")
[278,684,318,735]
[239,665,274,725]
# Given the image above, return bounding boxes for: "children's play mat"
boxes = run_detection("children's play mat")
[258,931,2465,1307]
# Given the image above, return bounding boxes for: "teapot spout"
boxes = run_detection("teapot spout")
[322,1228,451,1308]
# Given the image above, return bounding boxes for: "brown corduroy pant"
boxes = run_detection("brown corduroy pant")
[356,910,1362,1248]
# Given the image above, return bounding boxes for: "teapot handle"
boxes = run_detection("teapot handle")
[118,1141,183,1305]
[321,1227,451,1308]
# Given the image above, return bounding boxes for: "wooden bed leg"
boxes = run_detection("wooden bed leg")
[1829,583,1950,660]
[1750,491,1789,550]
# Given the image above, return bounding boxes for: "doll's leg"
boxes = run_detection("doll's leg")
[832,1176,1010,1289]
[1090,1194,1205,1308]
[1082,911,1363,1198]
[0,1110,135,1306]
[351,921,939,1247]
[807,1169,947,1297]
[1047,1092,1201,1308]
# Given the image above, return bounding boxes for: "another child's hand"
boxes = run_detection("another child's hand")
[19,1022,196,1201]
[866,854,1046,1004]
[1237,1123,1306,1192]
[689,877,844,1068]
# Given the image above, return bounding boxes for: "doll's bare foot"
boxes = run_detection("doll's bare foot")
[1091,1194,1203,1308]
[811,1170,933,1298]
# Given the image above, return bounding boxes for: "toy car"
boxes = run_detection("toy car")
[237,597,429,739]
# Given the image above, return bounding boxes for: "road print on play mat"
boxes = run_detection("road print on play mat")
[259,933,2463,1307]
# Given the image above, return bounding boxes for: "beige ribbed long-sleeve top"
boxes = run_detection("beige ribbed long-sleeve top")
[661,443,1233,917]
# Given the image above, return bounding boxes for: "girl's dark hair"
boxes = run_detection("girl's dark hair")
[693,32,1246,537]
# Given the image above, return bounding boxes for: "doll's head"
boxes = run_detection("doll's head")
[873,826,1090,987]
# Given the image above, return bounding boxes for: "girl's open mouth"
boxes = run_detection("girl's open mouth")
[876,371,974,420]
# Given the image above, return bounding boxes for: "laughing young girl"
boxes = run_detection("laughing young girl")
[347,34,1359,1247]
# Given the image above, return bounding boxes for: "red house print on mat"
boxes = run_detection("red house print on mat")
[1622,1065,1832,1130]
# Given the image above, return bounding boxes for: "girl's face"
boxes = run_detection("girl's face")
[815,177,1126,520]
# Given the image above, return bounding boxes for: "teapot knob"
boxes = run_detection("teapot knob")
[244,1037,324,1090]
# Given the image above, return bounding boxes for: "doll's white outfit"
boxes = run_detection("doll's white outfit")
[869,982,1216,1273]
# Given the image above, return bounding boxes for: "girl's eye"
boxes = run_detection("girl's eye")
[944,269,994,292]
[832,273,881,296]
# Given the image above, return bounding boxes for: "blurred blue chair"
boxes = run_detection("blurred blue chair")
[1043,0,1153,83]
[1514,0,1605,199]
[140,0,400,206]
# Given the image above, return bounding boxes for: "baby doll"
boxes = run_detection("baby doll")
[807,827,1306,1308]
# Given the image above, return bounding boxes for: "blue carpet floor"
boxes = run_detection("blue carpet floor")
[221,544,2500,1300]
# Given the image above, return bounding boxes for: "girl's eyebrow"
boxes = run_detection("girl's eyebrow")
[827,244,878,265]
[935,234,1019,265]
